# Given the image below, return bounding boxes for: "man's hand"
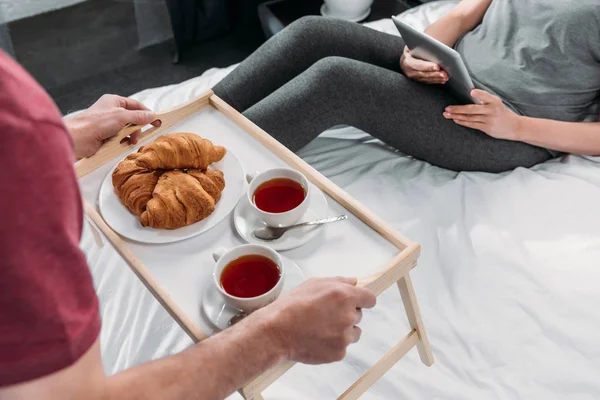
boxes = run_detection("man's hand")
[64,94,159,159]
[444,89,522,140]
[400,46,449,85]
[257,277,377,364]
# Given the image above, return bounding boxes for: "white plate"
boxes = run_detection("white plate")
[233,183,329,251]
[202,256,305,331]
[320,4,371,23]
[98,150,245,244]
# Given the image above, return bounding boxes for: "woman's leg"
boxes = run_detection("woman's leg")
[213,16,403,112]
[244,56,552,173]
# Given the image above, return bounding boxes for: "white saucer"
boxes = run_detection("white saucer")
[320,4,371,23]
[201,256,305,331]
[233,184,329,251]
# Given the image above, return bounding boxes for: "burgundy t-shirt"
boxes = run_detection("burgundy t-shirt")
[0,51,101,386]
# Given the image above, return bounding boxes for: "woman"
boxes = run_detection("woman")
[213,0,600,173]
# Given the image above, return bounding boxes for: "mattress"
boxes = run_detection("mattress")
[82,10,600,400]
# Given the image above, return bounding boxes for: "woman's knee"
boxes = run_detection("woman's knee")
[309,56,369,87]
[283,16,358,49]
[283,16,329,44]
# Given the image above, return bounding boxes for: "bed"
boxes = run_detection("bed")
[83,3,600,399]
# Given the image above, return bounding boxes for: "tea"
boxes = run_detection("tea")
[220,254,281,298]
[253,178,306,213]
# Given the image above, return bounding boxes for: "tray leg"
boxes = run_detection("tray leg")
[337,271,433,399]
[337,330,419,400]
[397,274,434,366]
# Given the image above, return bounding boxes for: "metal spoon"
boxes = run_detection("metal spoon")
[229,312,248,327]
[252,215,348,241]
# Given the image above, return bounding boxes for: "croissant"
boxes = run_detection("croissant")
[140,170,225,229]
[112,153,163,215]
[112,153,144,193]
[111,133,226,229]
[187,169,225,203]
[135,133,226,170]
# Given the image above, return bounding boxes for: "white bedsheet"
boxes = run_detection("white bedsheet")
[83,17,600,400]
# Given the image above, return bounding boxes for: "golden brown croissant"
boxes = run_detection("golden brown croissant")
[112,133,227,229]
[140,170,225,229]
[135,133,226,170]
[112,153,163,215]
[187,169,225,203]
[112,153,145,194]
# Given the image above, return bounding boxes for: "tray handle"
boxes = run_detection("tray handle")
[75,90,214,178]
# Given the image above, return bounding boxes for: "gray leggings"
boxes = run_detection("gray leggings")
[213,16,552,172]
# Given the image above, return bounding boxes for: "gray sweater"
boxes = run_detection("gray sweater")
[456,0,600,122]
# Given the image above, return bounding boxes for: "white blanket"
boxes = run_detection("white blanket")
[84,17,600,400]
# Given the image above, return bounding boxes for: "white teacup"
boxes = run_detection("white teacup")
[247,168,310,227]
[213,245,285,313]
[324,0,373,19]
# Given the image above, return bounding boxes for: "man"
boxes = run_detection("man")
[0,50,376,399]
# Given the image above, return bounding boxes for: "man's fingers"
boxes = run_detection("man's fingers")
[354,309,363,325]
[118,109,158,127]
[129,130,141,145]
[453,119,487,131]
[118,129,141,145]
[331,277,376,308]
[350,326,362,344]
[117,96,152,112]
[351,287,377,309]
[335,276,358,286]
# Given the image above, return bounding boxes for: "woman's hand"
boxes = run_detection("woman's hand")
[444,89,523,141]
[64,94,159,159]
[400,46,449,84]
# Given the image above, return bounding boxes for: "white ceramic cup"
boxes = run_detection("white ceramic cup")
[247,168,310,227]
[324,0,373,19]
[213,245,285,313]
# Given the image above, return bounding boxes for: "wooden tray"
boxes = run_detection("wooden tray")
[76,90,434,400]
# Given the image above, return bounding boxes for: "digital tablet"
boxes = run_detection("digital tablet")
[392,16,479,104]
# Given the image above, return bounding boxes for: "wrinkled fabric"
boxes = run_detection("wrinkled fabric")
[82,8,600,400]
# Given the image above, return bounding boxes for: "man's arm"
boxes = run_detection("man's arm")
[1,278,376,400]
[105,309,286,400]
